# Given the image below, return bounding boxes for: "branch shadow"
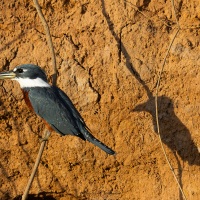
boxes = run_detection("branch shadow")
[101,1,200,199]
[101,0,152,99]
[0,94,18,198]
[0,32,26,53]
[0,162,18,199]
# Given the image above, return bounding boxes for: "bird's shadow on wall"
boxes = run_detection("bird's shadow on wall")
[133,96,200,166]
[101,0,199,198]
[101,0,200,166]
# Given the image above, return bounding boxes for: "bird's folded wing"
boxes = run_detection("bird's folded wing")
[28,87,80,136]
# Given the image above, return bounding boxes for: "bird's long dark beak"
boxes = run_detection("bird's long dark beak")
[0,71,16,79]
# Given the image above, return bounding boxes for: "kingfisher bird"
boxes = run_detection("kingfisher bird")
[0,64,115,155]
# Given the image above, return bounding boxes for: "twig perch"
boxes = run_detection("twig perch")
[33,0,57,86]
[22,0,57,199]
[22,131,51,200]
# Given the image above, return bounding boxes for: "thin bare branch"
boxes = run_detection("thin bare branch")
[155,1,187,199]
[22,0,58,199]
[171,0,180,28]
[22,131,51,200]
[33,0,57,85]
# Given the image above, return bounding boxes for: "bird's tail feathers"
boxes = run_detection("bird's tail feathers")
[83,127,115,155]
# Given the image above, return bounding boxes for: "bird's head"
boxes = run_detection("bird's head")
[0,64,50,88]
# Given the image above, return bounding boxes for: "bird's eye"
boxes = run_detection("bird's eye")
[17,68,23,73]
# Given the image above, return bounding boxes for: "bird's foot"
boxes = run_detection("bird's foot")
[40,131,51,142]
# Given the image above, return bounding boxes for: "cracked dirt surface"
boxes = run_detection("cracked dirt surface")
[0,0,200,199]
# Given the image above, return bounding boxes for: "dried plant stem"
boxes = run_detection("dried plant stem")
[171,0,180,28]
[22,0,57,199]
[155,0,187,198]
[22,131,51,200]
[155,28,187,197]
[33,0,57,85]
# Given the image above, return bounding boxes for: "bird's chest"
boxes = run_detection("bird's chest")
[22,90,34,111]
